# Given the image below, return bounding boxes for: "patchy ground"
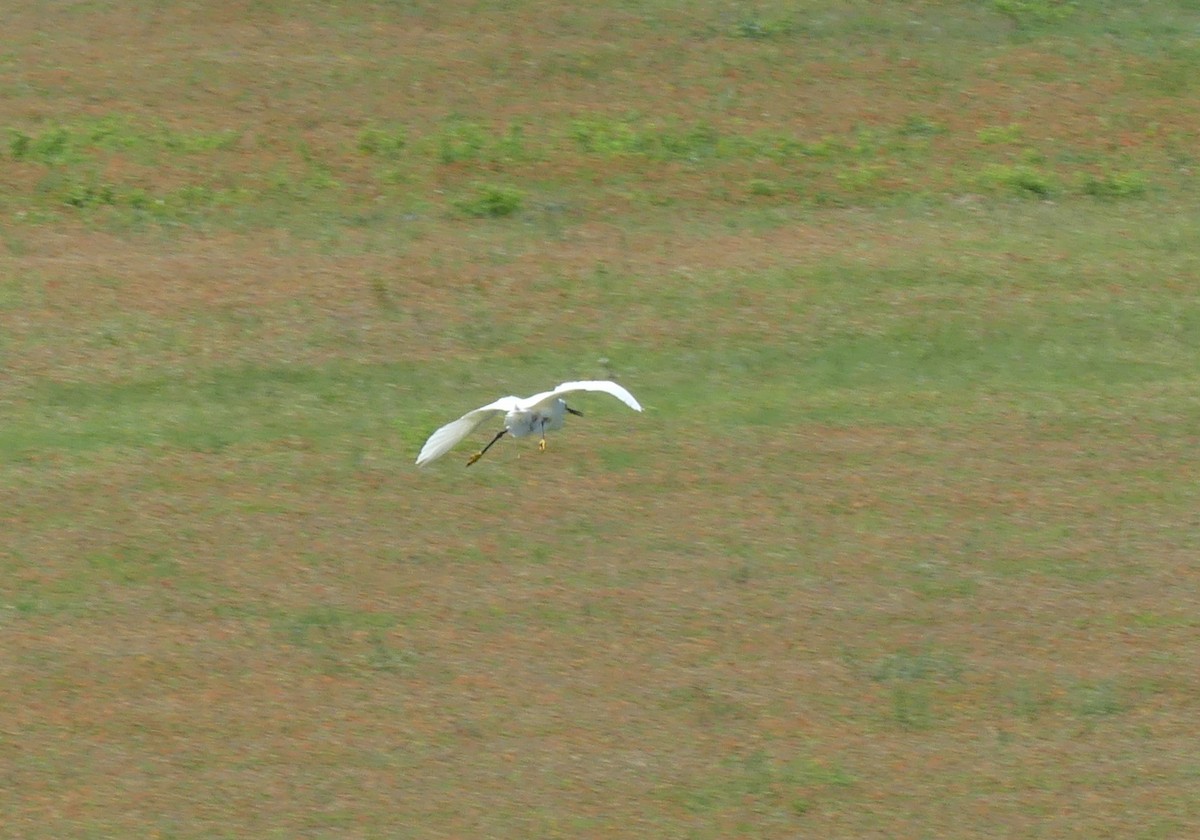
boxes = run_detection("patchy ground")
[3,2,1199,837]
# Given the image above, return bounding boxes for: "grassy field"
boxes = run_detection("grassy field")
[3,1,1200,836]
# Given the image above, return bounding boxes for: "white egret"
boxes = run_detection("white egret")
[416,380,642,467]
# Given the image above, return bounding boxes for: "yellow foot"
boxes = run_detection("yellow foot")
[538,438,547,452]
[466,451,483,466]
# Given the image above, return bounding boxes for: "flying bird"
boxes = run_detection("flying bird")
[416,380,642,467]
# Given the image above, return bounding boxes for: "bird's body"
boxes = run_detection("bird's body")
[497,394,572,440]
[416,380,642,467]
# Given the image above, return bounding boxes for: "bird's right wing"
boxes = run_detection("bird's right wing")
[550,380,643,412]
[415,397,518,466]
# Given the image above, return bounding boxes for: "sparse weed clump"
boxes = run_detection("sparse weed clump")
[568,116,725,161]
[433,119,530,166]
[62,181,117,209]
[358,124,408,158]
[977,124,1024,145]
[8,116,238,166]
[10,126,79,165]
[979,163,1057,198]
[452,183,524,218]
[747,178,781,197]
[732,14,798,40]
[992,0,1078,30]
[1082,169,1148,199]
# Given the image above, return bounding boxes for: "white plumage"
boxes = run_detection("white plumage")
[416,380,642,467]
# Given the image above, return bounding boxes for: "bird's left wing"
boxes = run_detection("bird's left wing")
[416,396,519,466]
[549,380,643,412]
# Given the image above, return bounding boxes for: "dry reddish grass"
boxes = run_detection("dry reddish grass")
[5,422,1197,836]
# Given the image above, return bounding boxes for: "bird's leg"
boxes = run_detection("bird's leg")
[467,429,507,466]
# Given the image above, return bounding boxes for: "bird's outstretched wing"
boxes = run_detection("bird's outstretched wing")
[415,396,520,466]
[547,380,643,412]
